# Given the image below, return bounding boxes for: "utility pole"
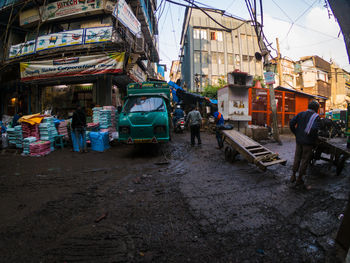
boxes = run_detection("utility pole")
[276,38,283,86]
[254,22,281,144]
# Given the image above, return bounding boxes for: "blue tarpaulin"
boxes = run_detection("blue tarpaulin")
[168,81,183,103]
[168,81,217,105]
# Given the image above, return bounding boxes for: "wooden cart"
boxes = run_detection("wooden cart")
[311,137,350,176]
[222,130,287,171]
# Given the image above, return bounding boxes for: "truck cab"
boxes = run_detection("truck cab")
[118,81,171,144]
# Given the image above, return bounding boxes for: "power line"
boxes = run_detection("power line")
[225,0,237,12]
[282,0,319,42]
[291,37,338,48]
[270,0,293,23]
[169,3,178,48]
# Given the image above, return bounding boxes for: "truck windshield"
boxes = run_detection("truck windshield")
[123,97,165,113]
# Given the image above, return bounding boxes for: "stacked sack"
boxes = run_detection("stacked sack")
[21,122,39,139]
[58,120,69,139]
[14,125,23,148]
[92,107,102,124]
[29,140,51,157]
[22,136,37,155]
[7,128,16,146]
[103,106,116,128]
[99,109,111,129]
[39,117,58,151]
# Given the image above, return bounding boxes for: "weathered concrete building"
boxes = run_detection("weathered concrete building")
[169,60,181,84]
[0,0,159,117]
[330,62,350,109]
[179,7,264,92]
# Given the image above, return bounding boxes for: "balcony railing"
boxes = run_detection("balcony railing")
[9,26,113,59]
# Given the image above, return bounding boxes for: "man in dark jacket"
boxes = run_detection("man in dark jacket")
[72,105,87,153]
[289,100,320,186]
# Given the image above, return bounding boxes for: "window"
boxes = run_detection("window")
[194,51,200,64]
[123,97,165,113]
[218,53,224,64]
[194,29,200,39]
[201,52,208,64]
[228,54,234,65]
[210,31,216,40]
[217,31,223,41]
[211,52,218,64]
[226,32,232,43]
[201,30,207,39]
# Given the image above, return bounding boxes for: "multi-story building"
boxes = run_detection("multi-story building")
[330,62,350,109]
[298,56,331,98]
[0,0,159,118]
[169,60,181,84]
[179,7,264,92]
[271,57,298,89]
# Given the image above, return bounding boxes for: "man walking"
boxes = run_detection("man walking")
[213,108,225,149]
[72,104,87,153]
[185,105,202,146]
[289,100,320,186]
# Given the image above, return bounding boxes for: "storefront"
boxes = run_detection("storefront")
[249,86,326,128]
[16,52,128,118]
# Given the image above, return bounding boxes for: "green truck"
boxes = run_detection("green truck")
[118,81,171,144]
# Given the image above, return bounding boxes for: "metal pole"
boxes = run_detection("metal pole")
[268,82,281,144]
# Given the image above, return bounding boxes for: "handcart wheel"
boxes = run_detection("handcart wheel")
[225,146,232,162]
[224,146,237,163]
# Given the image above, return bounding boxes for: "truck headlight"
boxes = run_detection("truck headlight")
[119,126,130,134]
[154,125,166,134]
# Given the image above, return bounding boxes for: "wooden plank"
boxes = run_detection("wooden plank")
[249,147,265,153]
[222,130,259,148]
[261,159,287,166]
[253,151,271,156]
[246,145,262,149]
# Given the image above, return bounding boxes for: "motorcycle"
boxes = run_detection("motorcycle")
[174,117,185,133]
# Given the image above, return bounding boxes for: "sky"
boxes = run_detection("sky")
[157,0,350,80]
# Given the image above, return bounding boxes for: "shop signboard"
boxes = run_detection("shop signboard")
[42,0,104,21]
[36,29,84,52]
[21,52,125,81]
[264,71,275,85]
[85,26,112,44]
[9,40,36,59]
[113,0,141,35]
[129,64,146,83]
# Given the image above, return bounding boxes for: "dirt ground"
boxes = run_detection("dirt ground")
[0,131,349,262]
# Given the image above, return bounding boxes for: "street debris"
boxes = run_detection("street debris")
[94,212,108,223]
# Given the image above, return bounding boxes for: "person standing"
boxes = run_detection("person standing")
[72,104,87,153]
[213,109,225,149]
[289,100,320,186]
[185,105,202,146]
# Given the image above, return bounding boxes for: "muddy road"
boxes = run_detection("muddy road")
[0,132,349,262]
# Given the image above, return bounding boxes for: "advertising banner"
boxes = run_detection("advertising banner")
[36,29,84,52]
[264,71,275,85]
[113,0,141,35]
[129,64,146,83]
[85,26,112,44]
[42,0,104,21]
[21,52,125,81]
[9,40,36,59]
